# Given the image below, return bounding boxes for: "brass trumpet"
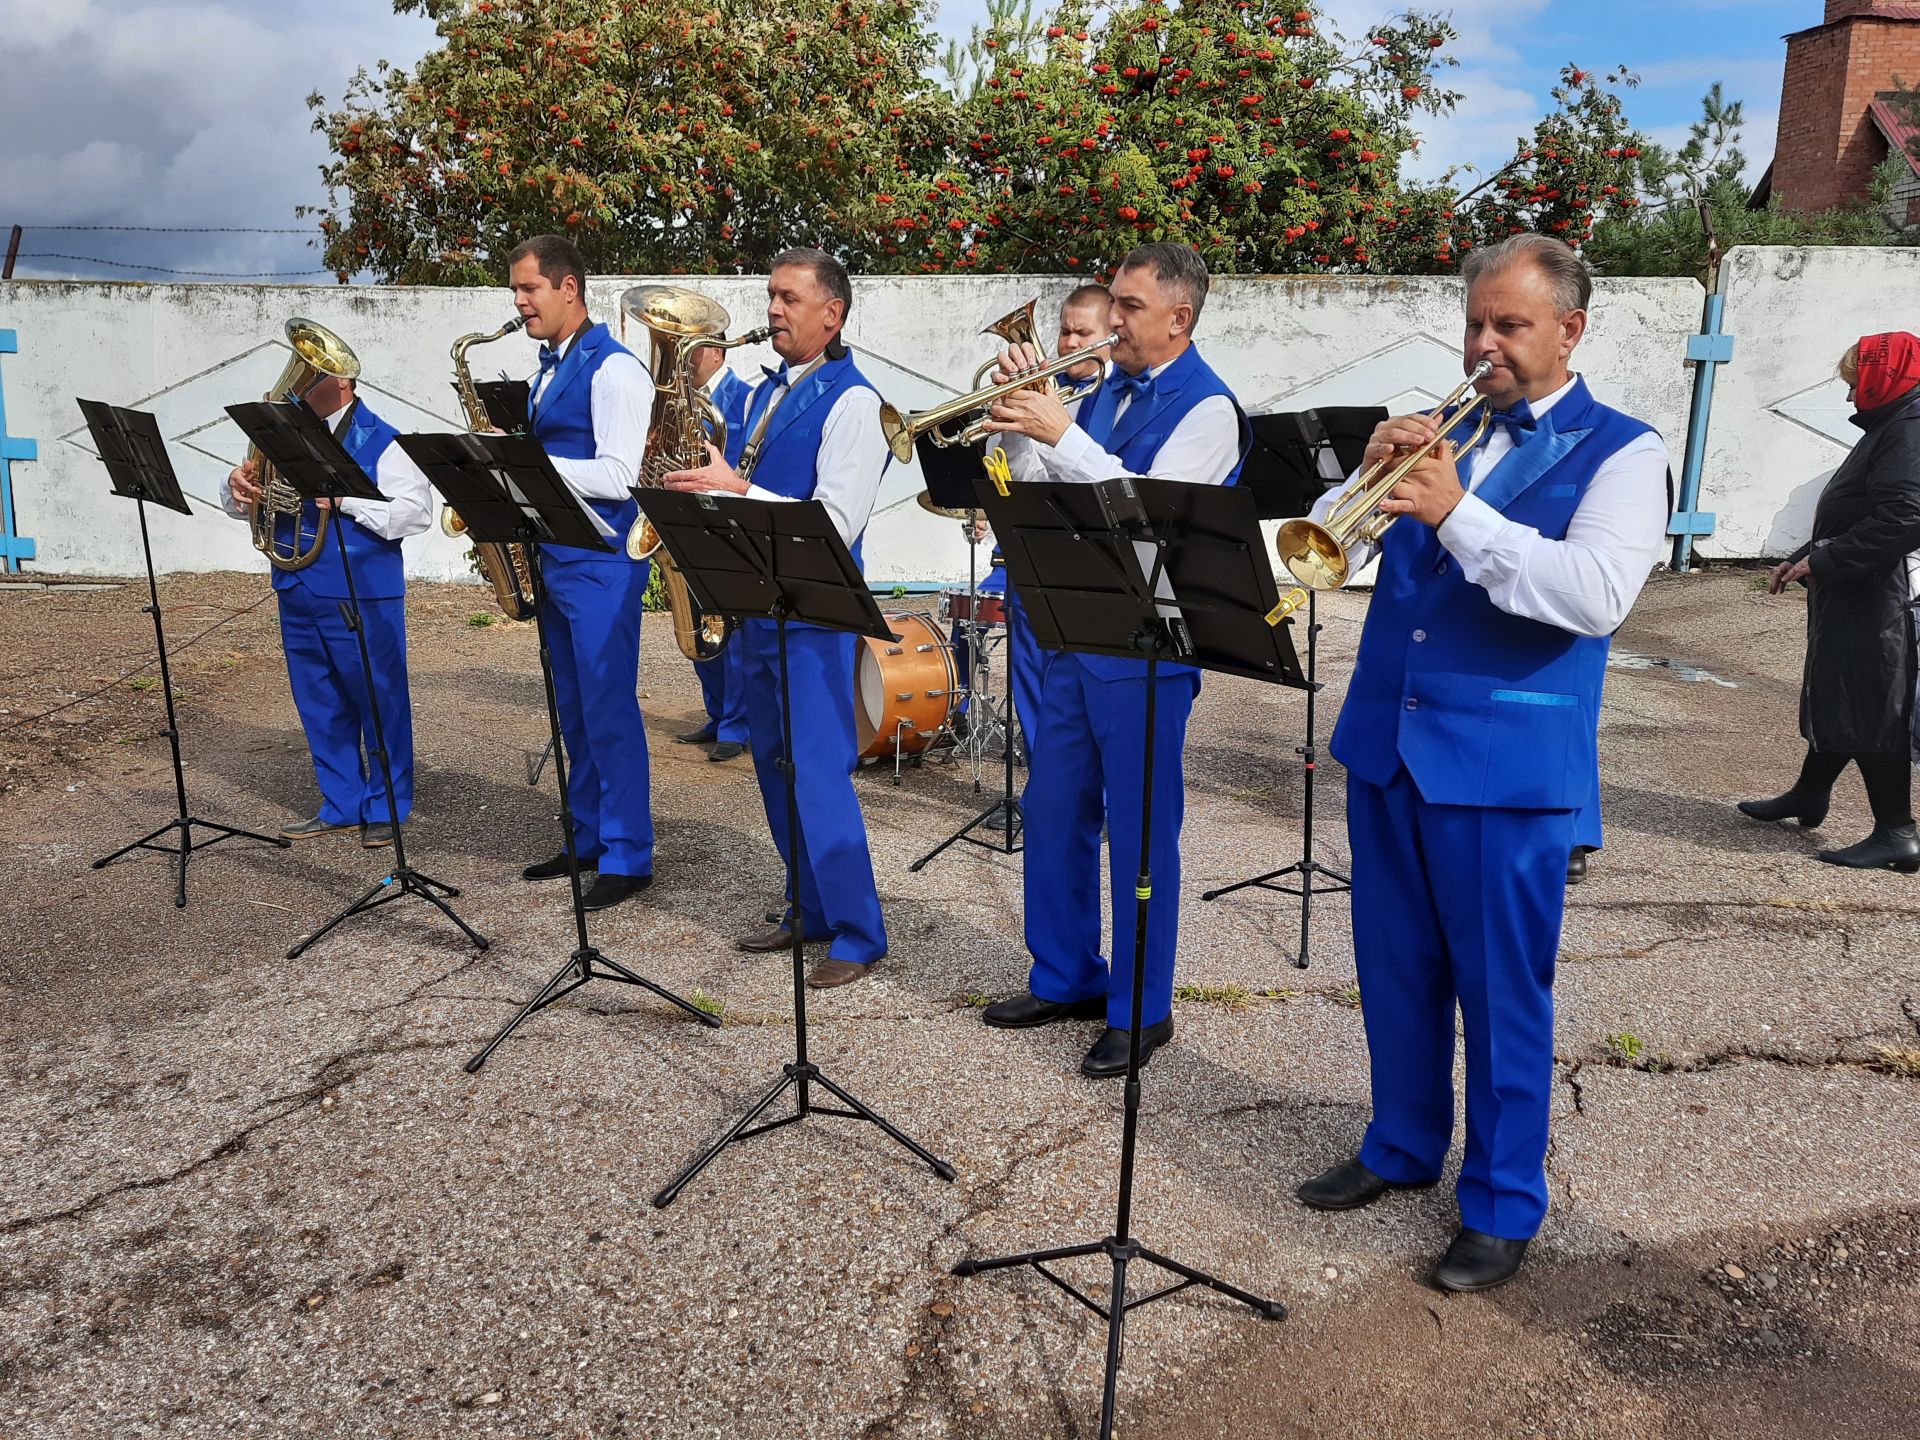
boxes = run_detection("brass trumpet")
[1273,360,1496,595]
[878,329,1117,464]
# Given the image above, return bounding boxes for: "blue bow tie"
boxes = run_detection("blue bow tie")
[762,362,792,388]
[537,345,562,377]
[1108,368,1154,406]
[1487,400,1536,445]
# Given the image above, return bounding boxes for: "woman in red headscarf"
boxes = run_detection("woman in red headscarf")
[1739,333,1920,871]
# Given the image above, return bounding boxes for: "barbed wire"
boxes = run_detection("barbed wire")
[16,254,334,279]
[12,224,313,235]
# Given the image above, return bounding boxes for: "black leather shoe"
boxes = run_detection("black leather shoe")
[1295,1156,1437,1211]
[581,871,653,911]
[360,821,395,849]
[675,725,718,745]
[522,851,585,882]
[280,814,356,840]
[1081,1018,1173,1077]
[980,991,1106,1029]
[1565,846,1589,886]
[1738,788,1831,828]
[708,741,745,762]
[1432,1228,1530,1293]
[1817,823,1920,872]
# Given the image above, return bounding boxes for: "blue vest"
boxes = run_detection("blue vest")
[709,368,753,448]
[273,399,405,601]
[1329,378,1654,810]
[532,321,640,566]
[728,351,884,562]
[1071,344,1250,684]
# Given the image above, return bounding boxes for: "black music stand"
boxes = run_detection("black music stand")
[911,435,1024,867]
[393,430,720,1070]
[78,401,291,906]
[957,473,1303,1440]
[1200,408,1379,967]
[227,400,490,961]
[637,488,956,1207]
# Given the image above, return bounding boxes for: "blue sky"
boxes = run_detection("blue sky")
[0,0,1820,282]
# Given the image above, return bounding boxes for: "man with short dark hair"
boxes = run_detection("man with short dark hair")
[974,243,1250,1078]
[1294,233,1669,1293]
[663,248,891,989]
[507,233,659,911]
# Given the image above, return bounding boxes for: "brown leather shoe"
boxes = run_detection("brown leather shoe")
[805,957,871,988]
[737,922,811,953]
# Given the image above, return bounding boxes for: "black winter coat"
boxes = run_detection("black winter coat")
[1793,388,1920,754]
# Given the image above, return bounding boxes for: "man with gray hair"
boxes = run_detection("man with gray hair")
[974,242,1251,1079]
[1293,233,1669,1292]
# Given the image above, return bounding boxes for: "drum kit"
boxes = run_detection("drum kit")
[853,491,1021,782]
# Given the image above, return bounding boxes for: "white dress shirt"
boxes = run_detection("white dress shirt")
[218,399,431,541]
[529,323,655,502]
[1311,374,1669,638]
[994,350,1241,488]
[736,364,889,549]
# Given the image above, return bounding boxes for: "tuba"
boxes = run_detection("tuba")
[620,284,771,661]
[442,316,537,621]
[248,318,361,570]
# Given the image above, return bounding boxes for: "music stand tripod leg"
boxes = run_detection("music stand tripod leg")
[654,607,954,1206]
[951,655,1283,1440]
[910,597,1023,871]
[91,496,291,906]
[285,529,489,959]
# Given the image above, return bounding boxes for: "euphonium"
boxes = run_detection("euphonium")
[878,326,1117,463]
[1272,361,1496,605]
[619,283,771,662]
[247,318,361,571]
[442,316,537,621]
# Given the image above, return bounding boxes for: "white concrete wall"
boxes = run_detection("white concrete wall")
[1704,246,1920,557]
[1,269,1699,585]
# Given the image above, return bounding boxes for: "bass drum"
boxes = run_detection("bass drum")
[856,611,957,760]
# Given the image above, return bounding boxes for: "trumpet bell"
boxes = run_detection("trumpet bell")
[1275,517,1350,591]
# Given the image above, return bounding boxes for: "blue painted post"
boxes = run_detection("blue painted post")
[1670,292,1731,573]
[0,329,37,573]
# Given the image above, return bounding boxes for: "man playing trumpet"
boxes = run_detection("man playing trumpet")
[974,243,1249,1078]
[1295,234,1669,1292]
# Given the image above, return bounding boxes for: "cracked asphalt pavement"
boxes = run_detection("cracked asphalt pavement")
[2,567,1917,1438]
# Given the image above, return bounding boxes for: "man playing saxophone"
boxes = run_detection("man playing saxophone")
[508,234,658,912]
[221,364,430,848]
[660,248,890,989]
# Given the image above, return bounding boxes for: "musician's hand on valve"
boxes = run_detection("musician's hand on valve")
[663,441,749,495]
[1361,413,1441,470]
[228,460,262,507]
[1376,438,1467,529]
[981,384,1073,446]
[989,340,1049,387]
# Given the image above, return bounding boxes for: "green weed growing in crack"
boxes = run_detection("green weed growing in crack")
[1606,1031,1644,1062]
[959,992,991,1008]
[1174,982,1252,1007]
[687,988,725,1020]
[467,612,497,628]
[1338,985,1363,1009]
[1255,986,1299,1001]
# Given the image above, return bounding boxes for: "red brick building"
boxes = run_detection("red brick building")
[1769,1,1920,215]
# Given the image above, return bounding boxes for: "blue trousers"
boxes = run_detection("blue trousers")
[693,641,749,744]
[541,557,654,876]
[1347,767,1574,1240]
[277,585,412,826]
[1023,652,1196,1030]
[741,618,886,964]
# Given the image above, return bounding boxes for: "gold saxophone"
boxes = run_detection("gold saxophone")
[619,284,770,662]
[442,316,537,621]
